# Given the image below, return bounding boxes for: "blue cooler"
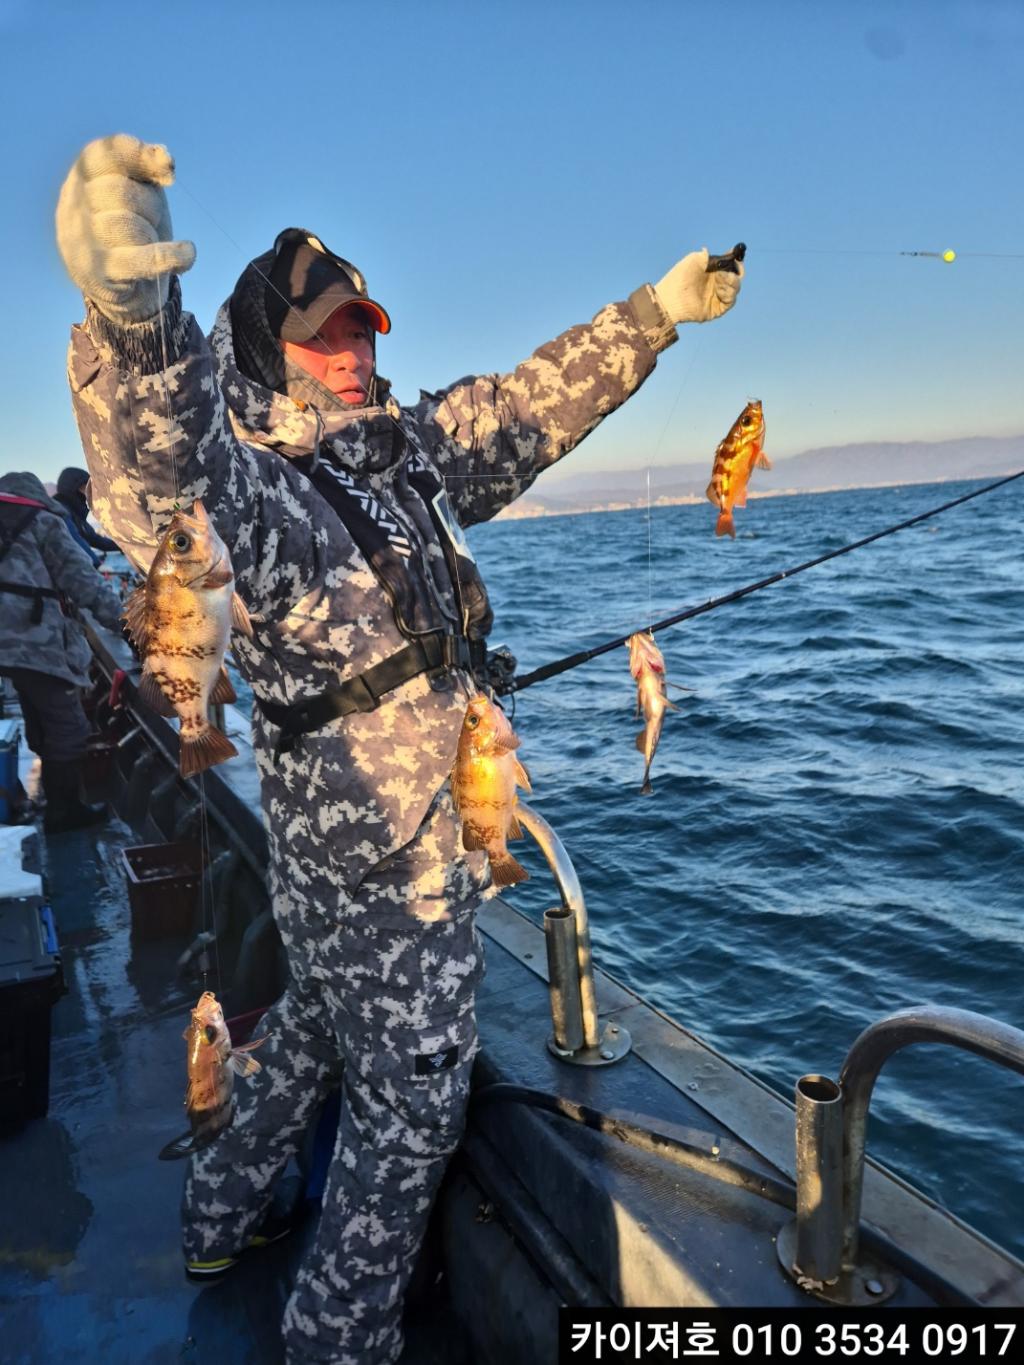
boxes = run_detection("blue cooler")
[0,720,19,825]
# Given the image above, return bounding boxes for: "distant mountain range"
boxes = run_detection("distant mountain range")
[496,434,1024,519]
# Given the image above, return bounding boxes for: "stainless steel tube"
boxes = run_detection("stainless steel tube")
[516,802,600,1050]
[794,1074,843,1284]
[544,908,584,1054]
[839,1006,1024,1270]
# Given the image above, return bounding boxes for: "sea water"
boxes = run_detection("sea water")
[223,475,1023,1261]
[469,475,1024,1261]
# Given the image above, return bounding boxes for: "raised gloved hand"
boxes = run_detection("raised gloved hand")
[654,248,743,326]
[56,134,196,326]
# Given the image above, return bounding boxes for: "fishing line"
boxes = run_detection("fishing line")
[506,468,1024,694]
[198,772,223,996]
[754,248,1024,260]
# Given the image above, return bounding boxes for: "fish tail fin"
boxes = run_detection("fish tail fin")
[490,853,529,887]
[640,774,654,797]
[180,726,238,778]
[715,510,736,539]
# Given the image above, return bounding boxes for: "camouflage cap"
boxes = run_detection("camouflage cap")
[265,228,391,341]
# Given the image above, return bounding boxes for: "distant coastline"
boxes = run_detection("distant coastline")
[494,472,1021,520]
[495,433,1023,521]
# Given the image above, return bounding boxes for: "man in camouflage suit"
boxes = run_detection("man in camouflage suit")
[56,134,743,1363]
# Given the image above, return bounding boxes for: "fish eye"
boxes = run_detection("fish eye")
[741,416,753,427]
[171,531,191,553]
[466,714,480,728]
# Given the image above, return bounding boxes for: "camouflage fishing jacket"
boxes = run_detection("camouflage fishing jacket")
[68,265,677,892]
[0,471,124,687]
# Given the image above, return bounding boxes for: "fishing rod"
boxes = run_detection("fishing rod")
[501,468,1024,695]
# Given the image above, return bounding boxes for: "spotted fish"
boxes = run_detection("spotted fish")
[123,501,252,776]
[706,399,770,538]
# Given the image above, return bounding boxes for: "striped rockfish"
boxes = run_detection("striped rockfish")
[159,991,265,1160]
[123,501,252,776]
[706,399,771,538]
[452,694,532,886]
[627,632,679,797]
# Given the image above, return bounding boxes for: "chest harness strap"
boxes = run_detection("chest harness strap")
[256,632,484,760]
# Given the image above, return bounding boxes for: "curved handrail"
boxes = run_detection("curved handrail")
[515,801,600,1050]
[839,1006,1024,1269]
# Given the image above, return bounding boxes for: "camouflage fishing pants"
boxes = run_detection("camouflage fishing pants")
[182,787,489,1364]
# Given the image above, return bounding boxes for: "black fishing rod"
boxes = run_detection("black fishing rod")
[502,468,1024,695]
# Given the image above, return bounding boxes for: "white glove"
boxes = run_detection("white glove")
[55,134,196,326]
[653,248,743,326]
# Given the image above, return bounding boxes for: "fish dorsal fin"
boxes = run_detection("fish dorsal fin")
[210,667,237,705]
[138,670,176,717]
[122,586,150,650]
[231,592,254,639]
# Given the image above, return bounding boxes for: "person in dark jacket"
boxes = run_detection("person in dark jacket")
[0,471,124,831]
[54,466,120,566]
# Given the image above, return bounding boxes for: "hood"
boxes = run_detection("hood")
[210,278,405,486]
[0,471,65,515]
[56,466,90,498]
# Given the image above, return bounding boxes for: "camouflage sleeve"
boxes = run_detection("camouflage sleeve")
[407,285,677,526]
[37,516,124,631]
[67,279,326,622]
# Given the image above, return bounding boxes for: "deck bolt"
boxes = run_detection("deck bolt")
[866,1278,884,1296]
[609,1024,620,1034]
[601,1049,614,1060]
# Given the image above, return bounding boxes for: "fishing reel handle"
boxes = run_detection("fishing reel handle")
[705,243,746,274]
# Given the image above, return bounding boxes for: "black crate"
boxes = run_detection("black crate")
[0,896,65,1122]
[122,842,203,941]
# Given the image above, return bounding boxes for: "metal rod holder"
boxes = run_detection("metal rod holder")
[516,802,631,1067]
[794,1074,843,1285]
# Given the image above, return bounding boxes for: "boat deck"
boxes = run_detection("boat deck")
[0,779,464,1364]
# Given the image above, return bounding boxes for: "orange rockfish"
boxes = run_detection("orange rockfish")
[159,991,265,1161]
[123,501,252,777]
[706,399,771,538]
[451,694,532,887]
[628,632,679,797]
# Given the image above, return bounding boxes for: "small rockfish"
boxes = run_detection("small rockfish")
[452,695,532,887]
[123,501,252,777]
[706,399,771,538]
[159,991,265,1161]
[628,632,679,797]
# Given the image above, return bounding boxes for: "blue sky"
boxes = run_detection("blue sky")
[1,0,1021,489]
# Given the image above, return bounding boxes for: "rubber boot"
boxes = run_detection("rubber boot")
[41,758,107,833]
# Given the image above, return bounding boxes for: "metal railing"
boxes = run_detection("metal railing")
[515,802,631,1067]
[778,1006,1024,1304]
